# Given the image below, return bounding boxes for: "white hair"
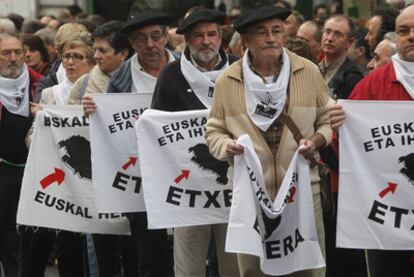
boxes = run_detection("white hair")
[0,18,16,33]
[383,31,397,55]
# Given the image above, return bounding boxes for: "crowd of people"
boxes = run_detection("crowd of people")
[0,1,413,277]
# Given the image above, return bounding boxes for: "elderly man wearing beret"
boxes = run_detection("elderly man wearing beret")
[82,9,179,277]
[205,5,332,277]
[151,8,240,277]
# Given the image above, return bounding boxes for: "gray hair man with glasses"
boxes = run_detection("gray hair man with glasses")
[319,15,363,99]
[205,5,332,276]
[81,9,179,277]
[318,14,367,277]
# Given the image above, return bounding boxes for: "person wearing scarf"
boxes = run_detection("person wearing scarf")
[330,5,414,277]
[81,9,179,277]
[205,6,332,277]
[151,8,239,277]
[21,32,94,277]
[67,20,130,105]
[0,32,41,277]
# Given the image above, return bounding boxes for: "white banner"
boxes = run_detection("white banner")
[17,105,130,234]
[337,100,414,250]
[136,109,232,229]
[89,93,152,213]
[226,134,325,276]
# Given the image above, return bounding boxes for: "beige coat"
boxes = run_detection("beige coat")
[205,49,333,199]
[67,65,110,105]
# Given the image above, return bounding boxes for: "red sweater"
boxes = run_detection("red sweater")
[349,62,413,100]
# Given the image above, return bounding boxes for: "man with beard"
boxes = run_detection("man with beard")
[205,5,331,276]
[0,32,41,276]
[82,9,178,276]
[151,9,239,277]
[330,5,414,277]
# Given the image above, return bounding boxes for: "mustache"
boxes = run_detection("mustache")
[263,45,278,49]
[197,45,216,52]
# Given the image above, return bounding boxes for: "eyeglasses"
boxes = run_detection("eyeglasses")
[130,32,164,44]
[61,53,86,62]
[0,49,24,58]
[249,28,284,40]
[323,28,347,40]
[396,27,414,36]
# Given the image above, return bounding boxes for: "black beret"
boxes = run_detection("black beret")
[176,9,226,34]
[122,9,172,34]
[233,6,291,34]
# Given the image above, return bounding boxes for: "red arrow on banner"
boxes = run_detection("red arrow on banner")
[174,170,190,184]
[287,186,297,203]
[40,168,65,189]
[122,156,137,170]
[378,182,398,198]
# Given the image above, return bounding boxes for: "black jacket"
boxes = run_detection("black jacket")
[327,57,364,100]
[151,48,238,111]
[321,57,364,170]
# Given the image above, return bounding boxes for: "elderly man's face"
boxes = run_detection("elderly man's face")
[128,24,168,69]
[0,36,24,78]
[396,6,414,62]
[242,18,285,62]
[367,39,393,71]
[186,22,222,64]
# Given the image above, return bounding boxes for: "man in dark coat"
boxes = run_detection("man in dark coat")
[0,32,41,277]
[151,8,239,277]
[318,14,366,277]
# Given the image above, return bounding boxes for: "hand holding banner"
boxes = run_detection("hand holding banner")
[17,105,130,234]
[337,100,414,250]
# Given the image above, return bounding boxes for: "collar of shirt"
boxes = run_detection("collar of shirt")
[319,53,347,83]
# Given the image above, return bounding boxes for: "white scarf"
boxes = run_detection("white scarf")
[52,77,73,105]
[131,50,175,94]
[242,49,290,131]
[0,64,30,117]
[180,50,228,109]
[56,62,66,84]
[392,53,414,99]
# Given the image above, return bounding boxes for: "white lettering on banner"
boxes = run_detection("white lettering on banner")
[89,93,152,213]
[136,109,232,229]
[225,134,324,276]
[337,100,414,250]
[16,105,130,234]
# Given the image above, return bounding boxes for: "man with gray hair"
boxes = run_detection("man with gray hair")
[151,8,240,277]
[0,18,16,33]
[367,31,397,71]
[0,32,41,277]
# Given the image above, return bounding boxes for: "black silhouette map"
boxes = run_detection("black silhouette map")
[254,206,282,240]
[188,143,229,185]
[58,135,92,180]
[399,152,414,185]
